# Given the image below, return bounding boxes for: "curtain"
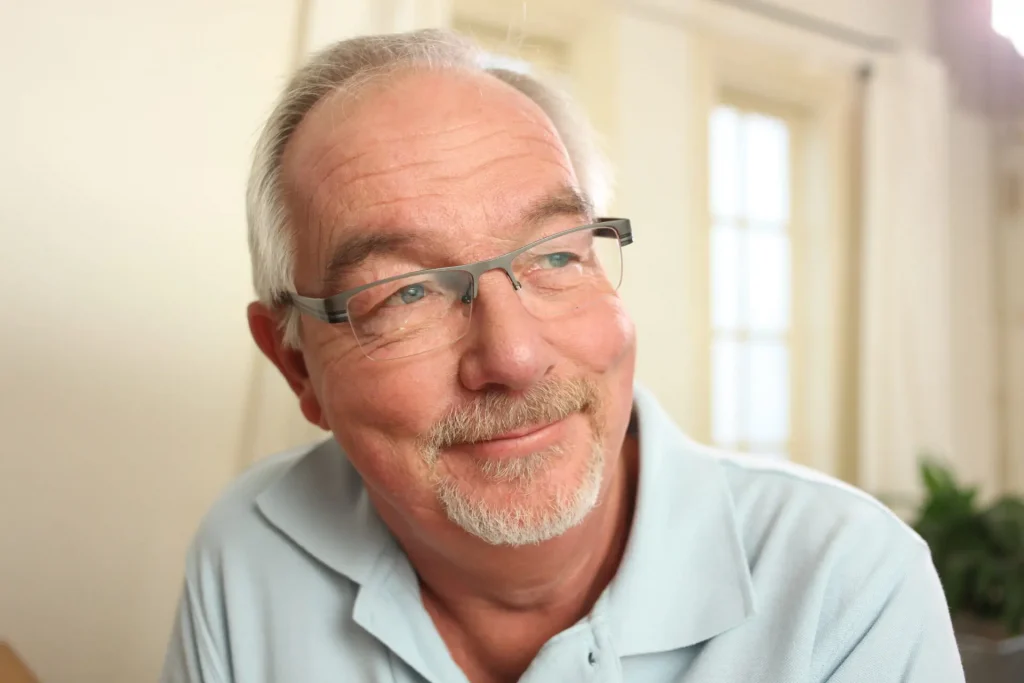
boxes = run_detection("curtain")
[857,51,954,500]
[996,125,1024,494]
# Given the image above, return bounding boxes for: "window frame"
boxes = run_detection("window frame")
[708,93,805,459]
[698,34,857,476]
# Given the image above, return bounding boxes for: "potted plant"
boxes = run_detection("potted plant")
[910,459,1024,682]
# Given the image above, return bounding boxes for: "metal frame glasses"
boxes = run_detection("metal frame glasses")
[285,217,633,359]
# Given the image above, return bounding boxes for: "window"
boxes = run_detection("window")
[709,104,793,459]
[993,0,1024,56]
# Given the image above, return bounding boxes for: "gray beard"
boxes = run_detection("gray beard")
[417,377,606,546]
[431,440,605,546]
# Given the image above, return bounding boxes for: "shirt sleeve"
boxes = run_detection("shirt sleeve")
[820,543,965,683]
[159,567,230,683]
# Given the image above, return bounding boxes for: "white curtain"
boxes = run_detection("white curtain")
[237,0,451,470]
[997,128,1024,494]
[858,51,954,500]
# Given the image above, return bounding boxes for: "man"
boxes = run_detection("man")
[162,29,964,683]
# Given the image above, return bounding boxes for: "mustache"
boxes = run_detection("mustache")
[422,377,601,452]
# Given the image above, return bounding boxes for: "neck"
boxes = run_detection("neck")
[370,434,638,683]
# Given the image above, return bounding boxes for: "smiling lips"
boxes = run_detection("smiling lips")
[461,417,571,459]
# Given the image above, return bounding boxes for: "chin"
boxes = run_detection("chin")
[434,440,605,546]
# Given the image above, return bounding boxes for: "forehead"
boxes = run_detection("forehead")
[286,66,566,160]
[280,68,581,289]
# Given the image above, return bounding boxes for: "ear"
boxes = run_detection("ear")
[247,302,329,430]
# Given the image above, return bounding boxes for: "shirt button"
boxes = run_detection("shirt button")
[588,651,597,665]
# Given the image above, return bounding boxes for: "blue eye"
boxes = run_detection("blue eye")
[543,252,573,268]
[397,284,426,304]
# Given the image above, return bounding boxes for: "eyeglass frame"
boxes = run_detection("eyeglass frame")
[284,217,633,325]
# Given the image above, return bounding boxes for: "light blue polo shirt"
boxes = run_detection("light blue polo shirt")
[161,386,965,682]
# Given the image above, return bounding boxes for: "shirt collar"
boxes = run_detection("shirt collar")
[605,385,756,655]
[255,437,393,585]
[256,384,756,658]
[254,439,471,682]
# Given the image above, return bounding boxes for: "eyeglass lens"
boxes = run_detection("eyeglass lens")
[347,227,623,360]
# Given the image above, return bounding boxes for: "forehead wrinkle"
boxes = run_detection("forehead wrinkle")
[434,130,566,160]
[291,124,484,229]
[349,190,447,215]
[316,143,559,199]
[299,129,571,234]
[327,152,576,232]
[286,69,579,289]
[293,99,492,185]
[435,152,573,185]
[286,70,569,218]
[293,89,562,190]
[364,117,492,145]
[283,150,365,278]
[315,121,574,200]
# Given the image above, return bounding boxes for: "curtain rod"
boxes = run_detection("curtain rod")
[708,0,898,53]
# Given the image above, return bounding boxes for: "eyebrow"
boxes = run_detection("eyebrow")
[523,185,595,228]
[321,232,417,295]
[320,185,595,295]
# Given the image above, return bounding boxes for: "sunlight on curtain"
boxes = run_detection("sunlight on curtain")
[859,52,953,498]
[992,0,1024,56]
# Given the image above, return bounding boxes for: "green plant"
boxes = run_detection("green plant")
[911,459,1024,637]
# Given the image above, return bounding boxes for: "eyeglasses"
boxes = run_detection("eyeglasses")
[287,218,633,360]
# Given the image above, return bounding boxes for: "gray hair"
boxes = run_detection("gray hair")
[246,28,613,347]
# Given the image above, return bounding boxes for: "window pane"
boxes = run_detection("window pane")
[743,114,790,224]
[746,230,790,333]
[710,107,741,219]
[745,340,789,444]
[711,225,742,330]
[712,338,741,446]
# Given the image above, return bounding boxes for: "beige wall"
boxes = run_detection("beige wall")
[612,13,715,440]
[0,1,296,681]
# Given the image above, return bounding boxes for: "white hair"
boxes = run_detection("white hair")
[246,28,613,347]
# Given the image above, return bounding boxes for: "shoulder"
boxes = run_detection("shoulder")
[677,442,929,597]
[685,446,951,652]
[192,445,314,550]
[169,440,402,681]
[183,440,334,589]
[717,446,923,556]
[634,385,925,573]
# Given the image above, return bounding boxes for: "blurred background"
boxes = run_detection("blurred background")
[1,0,1022,680]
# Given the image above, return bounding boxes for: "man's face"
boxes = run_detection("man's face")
[278,68,636,546]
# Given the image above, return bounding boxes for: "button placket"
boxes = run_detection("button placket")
[587,613,622,682]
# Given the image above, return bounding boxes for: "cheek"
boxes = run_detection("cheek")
[547,298,637,441]
[304,321,451,436]
[548,296,636,376]
[312,344,461,483]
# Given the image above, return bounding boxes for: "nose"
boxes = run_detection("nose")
[457,269,555,393]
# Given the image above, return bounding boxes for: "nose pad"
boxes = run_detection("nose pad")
[467,267,522,302]
[501,267,523,291]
